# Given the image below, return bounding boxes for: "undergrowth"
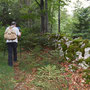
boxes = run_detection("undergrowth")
[0,52,15,90]
[32,65,70,90]
[19,46,64,73]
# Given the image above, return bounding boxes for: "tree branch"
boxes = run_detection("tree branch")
[35,0,41,8]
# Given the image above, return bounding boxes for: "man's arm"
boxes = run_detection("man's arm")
[16,27,21,37]
[18,32,21,37]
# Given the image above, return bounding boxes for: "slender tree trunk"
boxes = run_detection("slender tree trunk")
[50,2,54,33]
[45,0,48,33]
[58,0,60,32]
[25,0,31,28]
[50,7,54,33]
[35,0,45,33]
[27,0,30,27]
[19,0,23,8]
[26,0,30,6]
[40,0,45,33]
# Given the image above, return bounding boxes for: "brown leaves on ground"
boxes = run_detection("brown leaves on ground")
[15,48,90,90]
[14,61,90,90]
[61,62,90,90]
[14,62,36,90]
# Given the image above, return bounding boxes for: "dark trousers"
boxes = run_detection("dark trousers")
[7,42,17,66]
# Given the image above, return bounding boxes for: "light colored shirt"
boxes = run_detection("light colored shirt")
[5,26,21,43]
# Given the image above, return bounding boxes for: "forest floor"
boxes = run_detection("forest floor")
[14,48,90,90]
[14,61,90,90]
[0,48,90,90]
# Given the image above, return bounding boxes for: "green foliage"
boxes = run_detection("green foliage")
[0,26,6,51]
[82,68,90,84]
[32,65,70,90]
[20,33,49,50]
[72,6,90,39]
[85,57,90,66]
[83,69,90,74]
[19,28,54,51]
[49,49,66,65]
[19,47,66,73]
[32,45,43,53]
[76,59,84,64]
[61,41,67,52]
[69,65,78,72]
[0,1,21,26]
[0,0,72,33]
[72,37,82,45]
[60,9,73,36]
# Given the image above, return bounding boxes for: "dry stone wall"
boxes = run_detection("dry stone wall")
[49,34,90,69]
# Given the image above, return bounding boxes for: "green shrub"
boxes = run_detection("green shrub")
[76,57,90,66]
[20,32,52,50]
[83,73,90,84]
[32,65,70,90]
[0,26,6,51]
[85,57,90,66]
[76,59,84,64]
[69,65,78,72]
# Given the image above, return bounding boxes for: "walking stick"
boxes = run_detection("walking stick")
[17,27,22,58]
[3,43,7,57]
[19,38,21,58]
[3,44,6,57]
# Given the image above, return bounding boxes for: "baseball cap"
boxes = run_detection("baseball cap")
[11,21,16,25]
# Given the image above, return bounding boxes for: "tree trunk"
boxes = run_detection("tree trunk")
[25,0,31,28]
[19,0,23,8]
[28,1,32,28]
[35,0,45,33]
[45,0,48,33]
[58,0,60,32]
[40,0,45,33]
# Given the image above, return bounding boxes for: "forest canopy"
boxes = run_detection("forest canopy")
[0,0,89,39]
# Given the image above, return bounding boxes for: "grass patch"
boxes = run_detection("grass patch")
[19,49,64,73]
[0,52,15,90]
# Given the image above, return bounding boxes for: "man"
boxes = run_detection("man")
[5,21,21,66]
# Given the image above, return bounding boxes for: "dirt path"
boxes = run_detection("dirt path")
[13,62,35,90]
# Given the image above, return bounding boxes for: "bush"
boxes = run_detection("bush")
[83,68,90,84]
[32,65,70,90]
[20,32,52,50]
[0,26,6,51]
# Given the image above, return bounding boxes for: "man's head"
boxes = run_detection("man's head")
[11,21,16,26]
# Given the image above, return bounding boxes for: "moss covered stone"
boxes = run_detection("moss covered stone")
[48,34,90,63]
